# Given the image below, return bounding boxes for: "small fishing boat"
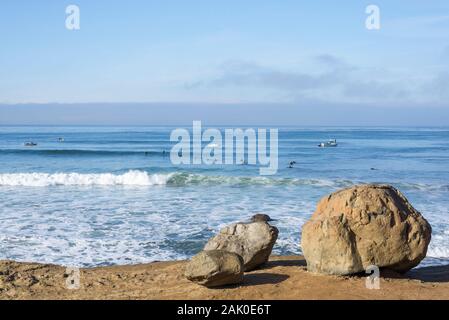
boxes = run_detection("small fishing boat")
[24,142,37,147]
[318,139,338,148]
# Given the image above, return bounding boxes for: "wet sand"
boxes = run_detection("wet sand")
[1,256,448,300]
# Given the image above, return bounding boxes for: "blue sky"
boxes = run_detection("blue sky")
[0,1,448,124]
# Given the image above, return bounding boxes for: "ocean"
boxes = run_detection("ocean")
[0,126,448,268]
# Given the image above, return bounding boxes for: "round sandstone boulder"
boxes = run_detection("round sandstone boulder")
[301,184,432,275]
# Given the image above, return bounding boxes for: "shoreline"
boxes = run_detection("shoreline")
[1,255,448,300]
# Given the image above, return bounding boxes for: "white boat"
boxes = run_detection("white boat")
[318,139,338,148]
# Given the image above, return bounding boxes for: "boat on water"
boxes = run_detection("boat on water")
[24,142,37,147]
[318,139,338,148]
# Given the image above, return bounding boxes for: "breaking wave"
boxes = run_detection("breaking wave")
[0,171,172,186]
[1,171,448,190]
[0,171,353,187]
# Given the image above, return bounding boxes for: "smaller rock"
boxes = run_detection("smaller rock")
[250,214,273,222]
[184,250,244,287]
[204,221,278,271]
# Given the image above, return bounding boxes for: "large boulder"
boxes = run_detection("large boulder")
[301,184,432,275]
[204,221,278,271]
[184,250,244,287]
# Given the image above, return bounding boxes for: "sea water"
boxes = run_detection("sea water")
[0,126,448,267]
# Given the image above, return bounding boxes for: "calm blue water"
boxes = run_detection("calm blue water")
[0,126,448,267]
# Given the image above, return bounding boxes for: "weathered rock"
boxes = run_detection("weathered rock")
[250,214,273,222]
[204,222,278,271]
[301,184,432,275]
[184,250,244,287]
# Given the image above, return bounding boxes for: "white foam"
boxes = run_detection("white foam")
[427,233,449,259]
[427,246,449,259]
[0,171,172,186]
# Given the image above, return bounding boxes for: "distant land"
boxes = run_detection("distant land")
[1,102,449,126]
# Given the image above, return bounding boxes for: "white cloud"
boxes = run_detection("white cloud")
[185,54,449,106]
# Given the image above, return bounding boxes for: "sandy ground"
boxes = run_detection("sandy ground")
[1,256,448,300]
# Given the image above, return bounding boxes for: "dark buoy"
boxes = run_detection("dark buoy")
[250,213,273,222]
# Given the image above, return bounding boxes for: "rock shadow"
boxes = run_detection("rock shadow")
[345,264,449,283]
[263,258,307,269]
[242,273,290,286]
[406,264,449,283]
[209,273,289,289]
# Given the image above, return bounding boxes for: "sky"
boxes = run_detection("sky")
[0,0,448,125]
